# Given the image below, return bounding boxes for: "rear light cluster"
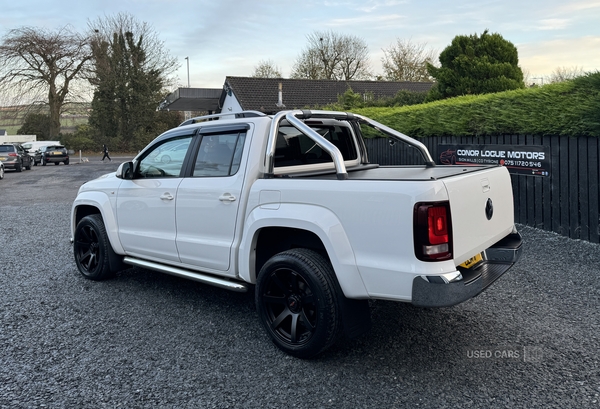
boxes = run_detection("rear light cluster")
[413,201,453,262]
[8,153,17,157]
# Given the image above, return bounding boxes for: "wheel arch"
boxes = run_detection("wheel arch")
[71,192,124,255]
[238,204,369,299]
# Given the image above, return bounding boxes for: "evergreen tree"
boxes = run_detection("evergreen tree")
[89,31,164,149]
[87,13,178,150]
[427,30,525,99]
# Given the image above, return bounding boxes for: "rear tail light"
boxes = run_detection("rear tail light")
[414,201,453,261]
[8,153,17,157]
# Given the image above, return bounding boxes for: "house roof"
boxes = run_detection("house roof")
[158,77,434,114]
[159,87,222,112]
[224,76,434,114]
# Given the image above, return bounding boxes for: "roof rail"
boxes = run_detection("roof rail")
[178,110,266,127]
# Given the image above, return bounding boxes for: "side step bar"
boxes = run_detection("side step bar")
[123,257,249,293]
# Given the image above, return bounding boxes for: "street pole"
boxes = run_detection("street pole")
[185,57,190,88]
[184,57,191,120]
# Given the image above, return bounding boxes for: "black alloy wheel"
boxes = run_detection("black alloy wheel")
[256,248,341,359]
[73,214,115,280]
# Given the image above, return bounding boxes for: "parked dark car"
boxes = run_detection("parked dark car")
[40,145,69,166]
[0,143,33,172]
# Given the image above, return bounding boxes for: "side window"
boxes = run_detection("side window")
[137,136,193,178]
[193,132,246,177]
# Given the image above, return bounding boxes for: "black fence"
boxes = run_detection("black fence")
[364,135,600,243]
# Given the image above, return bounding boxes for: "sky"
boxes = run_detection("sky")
[1,0,599,90]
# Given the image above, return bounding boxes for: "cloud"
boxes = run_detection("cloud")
[557,0,600,12]
[519,36,600,76]
[324,13,407,28]
[354,0,409,12]
[535,18,571,30]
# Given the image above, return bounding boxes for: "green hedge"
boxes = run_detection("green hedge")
[354,72,600,138]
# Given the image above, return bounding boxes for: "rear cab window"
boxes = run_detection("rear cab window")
[273,123,359,175]
[193,131,246,177]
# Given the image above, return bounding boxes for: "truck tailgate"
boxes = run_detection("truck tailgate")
[442,166,515,264]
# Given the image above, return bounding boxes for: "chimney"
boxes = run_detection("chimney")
[276,82,286,108]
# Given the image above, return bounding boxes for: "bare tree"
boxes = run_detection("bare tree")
[381,39,437,82]
[0,26,92,137]
[520,66,532,87]
[291,31,371,80]
[290,47,324,80]
[548,66,586,83]
[252,59,282,78]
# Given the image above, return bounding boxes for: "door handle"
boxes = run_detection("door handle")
[160,192,174,201]
[219,193,236,202]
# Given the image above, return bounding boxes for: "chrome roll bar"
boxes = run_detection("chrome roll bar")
[265,110,349,180]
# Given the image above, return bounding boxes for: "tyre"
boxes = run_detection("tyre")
[0,166,4,179]
[73,214,116,281]
[255,248,341,359]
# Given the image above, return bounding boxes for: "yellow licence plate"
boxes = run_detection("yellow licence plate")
[52,152,60,155]
[459,253,483,269]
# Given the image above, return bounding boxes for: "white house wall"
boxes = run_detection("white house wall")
[220,94,243,117]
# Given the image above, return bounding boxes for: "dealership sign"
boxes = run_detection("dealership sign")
[437,144,551,176]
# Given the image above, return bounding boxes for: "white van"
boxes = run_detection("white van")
[21,141,61,165]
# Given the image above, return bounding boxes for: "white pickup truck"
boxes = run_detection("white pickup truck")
[71,110,522,358]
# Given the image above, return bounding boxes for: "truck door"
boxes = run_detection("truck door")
[116,135,194,262]
[175,127,249,273]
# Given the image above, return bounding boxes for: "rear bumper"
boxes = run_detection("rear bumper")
[1,159,19,169]
[44,156,68,163]
[411,231,523,307]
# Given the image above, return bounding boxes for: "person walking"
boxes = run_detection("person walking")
[101,144,111,161]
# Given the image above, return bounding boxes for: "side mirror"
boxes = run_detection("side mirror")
[116,162,134,179]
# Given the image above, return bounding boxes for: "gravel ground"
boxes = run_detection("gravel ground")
[0,158,599,408]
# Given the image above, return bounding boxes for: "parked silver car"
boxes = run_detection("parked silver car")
[0,143,33,172]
